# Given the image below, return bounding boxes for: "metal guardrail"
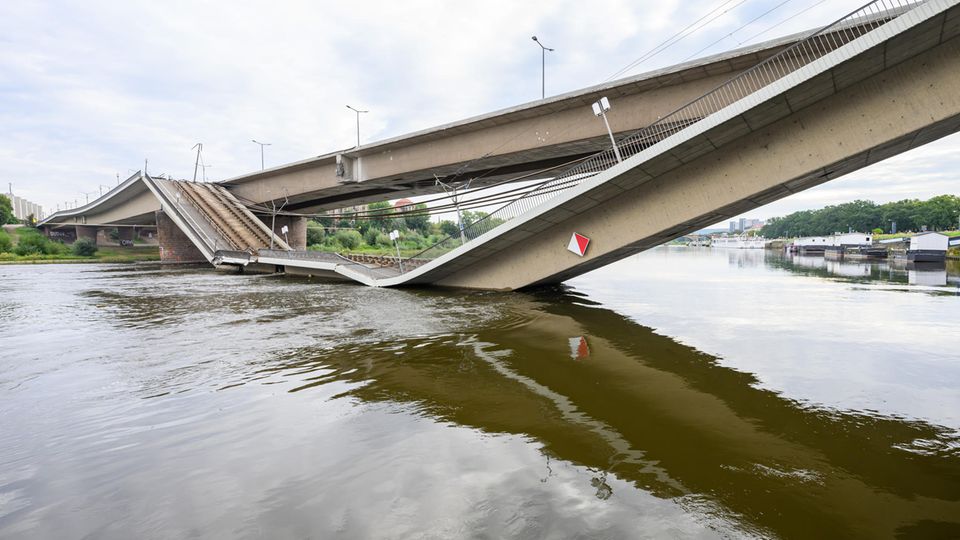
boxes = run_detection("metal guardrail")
[172,181,242,252]
[403,0,924,268]
[257,249,347,263]
[145,175,225,255]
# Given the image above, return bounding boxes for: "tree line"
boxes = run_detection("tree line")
[760,195,960,238]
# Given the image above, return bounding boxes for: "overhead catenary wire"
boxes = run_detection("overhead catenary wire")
[736,0,828,45]
[604,0,749,82]
[681,0,796,62]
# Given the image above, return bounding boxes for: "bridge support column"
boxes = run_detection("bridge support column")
[117,227,135,246]
[75,225,98,245]
[156,211,206,264]
[264,215,307,250]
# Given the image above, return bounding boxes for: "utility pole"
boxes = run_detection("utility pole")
[192,143,203,182]
[268,194,289,250]
[435,174,472,245]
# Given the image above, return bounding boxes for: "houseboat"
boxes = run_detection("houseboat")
[795,236,829,255]
[907,231,949,262]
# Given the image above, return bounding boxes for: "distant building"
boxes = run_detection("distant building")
[730,217,763,232]
[393,198,414,211]
[6,190,44,222]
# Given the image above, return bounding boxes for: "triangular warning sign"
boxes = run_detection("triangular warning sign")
[567,232,590,256]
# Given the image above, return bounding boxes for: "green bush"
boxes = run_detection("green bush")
[14,230,51,255]
[47,241,70,256]
[334,230,362,250]
[0,231,11,253]
[376,233,392,247]
[306,220,326,246]
[72,238,98,256]
[363,228,379,247]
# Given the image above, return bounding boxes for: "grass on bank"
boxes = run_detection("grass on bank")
[0,226,159,264]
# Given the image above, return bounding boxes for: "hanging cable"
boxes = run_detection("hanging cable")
[605,0,748,82]
[681,0,796,62]
[737,0,828,45]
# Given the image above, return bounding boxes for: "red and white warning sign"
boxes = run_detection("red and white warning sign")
[569,336,590,360]
[567,232,590,257]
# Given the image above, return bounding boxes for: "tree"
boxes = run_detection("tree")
[367,201,393,231]
[438,220,460,237]
[404,204,431,234]
[0,195,15,225]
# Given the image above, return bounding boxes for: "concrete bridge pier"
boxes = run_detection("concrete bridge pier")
[156,211,206,264]
[261,215,307,250]
[117,227,135,245]
[75,225,98,245]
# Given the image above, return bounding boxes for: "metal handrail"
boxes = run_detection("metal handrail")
[402,0,924,268]
[151,177,224,253]
[172,181,242,252]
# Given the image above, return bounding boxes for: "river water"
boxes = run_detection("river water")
[1,248,958,539]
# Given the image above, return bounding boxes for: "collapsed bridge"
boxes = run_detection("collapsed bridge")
[41,0,960,289]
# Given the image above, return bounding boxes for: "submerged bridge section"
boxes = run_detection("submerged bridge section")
[39,0,960,290]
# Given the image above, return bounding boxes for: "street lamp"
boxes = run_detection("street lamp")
[531,36,554,99]
[252,140,271,170]
[346,105,368,148]
[591,96,622,162]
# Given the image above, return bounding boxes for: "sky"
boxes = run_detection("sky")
[1,0,957,223]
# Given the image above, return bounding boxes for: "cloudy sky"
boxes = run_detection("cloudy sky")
[2,0,957,222]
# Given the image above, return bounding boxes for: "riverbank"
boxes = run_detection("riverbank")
[1,225,159,264]
[0,245,160,265]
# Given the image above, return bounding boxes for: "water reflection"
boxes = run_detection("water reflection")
[241,287,960,539]
[767,250,960,291]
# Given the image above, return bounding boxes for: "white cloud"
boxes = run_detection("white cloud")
[0,0,955,215]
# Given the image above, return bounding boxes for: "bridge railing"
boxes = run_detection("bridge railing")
[171,181,243,252]
[403,0,923,268]
[146,175,225,255]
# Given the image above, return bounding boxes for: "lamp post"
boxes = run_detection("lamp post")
[531,36,554,99]
[252,140,271,170]
[591,96,622,162]
[346,105,368,147]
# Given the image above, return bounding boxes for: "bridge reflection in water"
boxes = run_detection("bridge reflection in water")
[244,288,960,539]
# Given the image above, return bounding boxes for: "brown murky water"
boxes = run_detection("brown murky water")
[1,248,958,539]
